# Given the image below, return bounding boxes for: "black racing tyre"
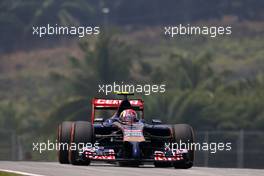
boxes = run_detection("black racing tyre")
[172,124,194,169]
[57,121,72,164]
[69,121,93,165]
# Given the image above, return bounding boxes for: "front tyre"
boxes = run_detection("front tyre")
[172,124,194,169]
[69,121,93,165]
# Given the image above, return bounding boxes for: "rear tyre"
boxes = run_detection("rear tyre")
[69,121,93,165]
[57,121,72,164]
[172,124,194,169]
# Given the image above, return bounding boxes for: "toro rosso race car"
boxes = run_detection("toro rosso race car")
[57,93,194,168]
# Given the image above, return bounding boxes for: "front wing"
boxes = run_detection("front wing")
[81,147,188,162]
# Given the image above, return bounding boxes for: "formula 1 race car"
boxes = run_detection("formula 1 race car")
[57,93,194,168]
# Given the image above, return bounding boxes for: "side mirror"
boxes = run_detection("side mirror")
[94,118,104,123]
[152,119,162,124]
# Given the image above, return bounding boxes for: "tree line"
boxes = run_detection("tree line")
[0,0,263,52]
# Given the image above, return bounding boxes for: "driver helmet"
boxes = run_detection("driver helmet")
[120,109,138,124]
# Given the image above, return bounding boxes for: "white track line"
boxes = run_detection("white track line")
[0,169,46,176]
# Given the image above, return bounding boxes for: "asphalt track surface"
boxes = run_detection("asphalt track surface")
[0,162,263,176]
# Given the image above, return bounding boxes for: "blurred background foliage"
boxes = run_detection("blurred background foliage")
[1,0,264,52]
[0,0,264,159]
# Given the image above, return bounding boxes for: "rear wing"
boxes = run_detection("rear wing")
[92,98,144,110]
[91,98,144,123]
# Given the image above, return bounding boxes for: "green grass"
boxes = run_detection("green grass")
[0,171,22,176]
